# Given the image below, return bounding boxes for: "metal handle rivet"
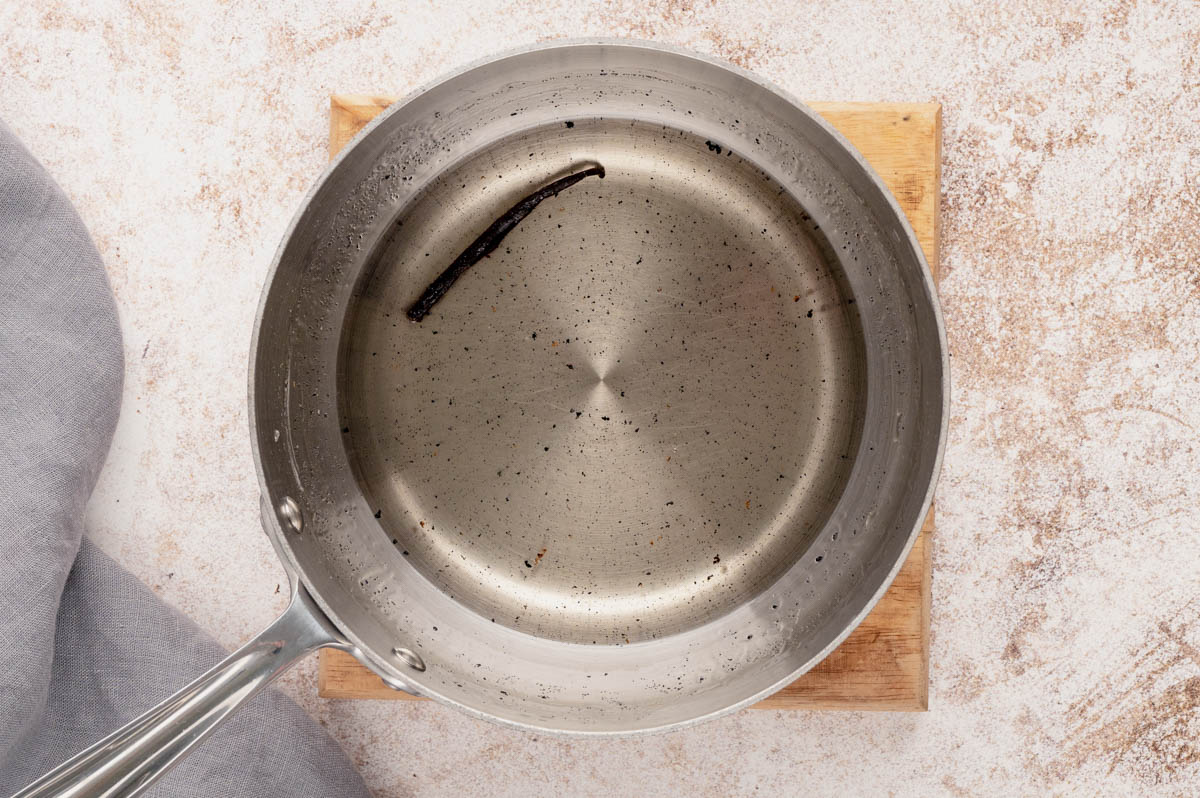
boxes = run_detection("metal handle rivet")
[278,496,302,533]
[392,647,426,671]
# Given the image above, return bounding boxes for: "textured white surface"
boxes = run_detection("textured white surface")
[3,1,1199,795]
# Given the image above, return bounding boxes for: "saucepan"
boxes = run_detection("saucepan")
[16,40,947,797]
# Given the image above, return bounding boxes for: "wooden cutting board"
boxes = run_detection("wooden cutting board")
[317,96,940,711]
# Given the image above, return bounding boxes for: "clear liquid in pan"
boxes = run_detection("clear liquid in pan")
[339,118,865,644]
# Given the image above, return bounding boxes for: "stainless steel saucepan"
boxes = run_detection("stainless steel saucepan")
[17,40,947,797]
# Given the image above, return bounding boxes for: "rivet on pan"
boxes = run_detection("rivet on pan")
[278,496,302,533]
[392,646,426,671]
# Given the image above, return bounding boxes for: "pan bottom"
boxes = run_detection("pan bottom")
[340,117,865,645]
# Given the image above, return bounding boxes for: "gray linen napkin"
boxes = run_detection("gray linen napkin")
[0,120,370,797]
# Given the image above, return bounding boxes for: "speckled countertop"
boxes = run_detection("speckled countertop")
[3,1,1198,795]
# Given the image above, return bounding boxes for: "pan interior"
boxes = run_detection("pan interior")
[339,118,865,645]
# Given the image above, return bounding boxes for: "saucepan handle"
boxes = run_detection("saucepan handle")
[12,586,343,798]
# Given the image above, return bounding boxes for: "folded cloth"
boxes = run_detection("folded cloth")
[0,120,370,797]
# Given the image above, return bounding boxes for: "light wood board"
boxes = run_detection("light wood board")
[318,96,940,711]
